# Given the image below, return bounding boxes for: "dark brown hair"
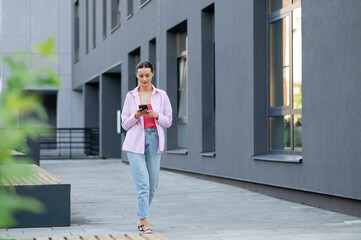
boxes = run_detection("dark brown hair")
[136,61,154,73]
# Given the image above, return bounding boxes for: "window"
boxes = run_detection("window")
[201,4,215,155]
[128,48,141,91]
[176,32,188,149]
[268,0,302,153]
[85,0,89,54]
[149,38,156,86]
[140,0,151,8]
[74,0,80,62]
[92,0,96,48]
[127,0,133,17]
[103,0,107,38]
[111,0,121,31]
[166,21,187,153]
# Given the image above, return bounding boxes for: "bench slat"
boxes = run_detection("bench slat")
[80,236,97,240]
[110,234,129,240]
[50,237,66,240]
[0,179,9,185]
[31,165,62,185]
[1,164,68,186]
[29,169,54,185]
[96,235,114,240]
[12,175,27,185]
[142,234,168,240]
[125,234,147,240]
[152,234,168,240]
[21,173,42,185]
[8,176,23,185]
[66,236,82,240]
[33,165,67,184]
[35,237,50,240]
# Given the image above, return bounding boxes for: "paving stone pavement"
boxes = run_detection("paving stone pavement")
[2,159,361,240]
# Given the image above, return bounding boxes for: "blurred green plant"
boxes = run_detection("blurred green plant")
[0,37,60,232]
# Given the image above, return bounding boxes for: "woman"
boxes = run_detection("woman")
[121,61,172,234]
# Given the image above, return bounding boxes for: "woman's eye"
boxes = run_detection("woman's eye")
[139,75,143,78]
[146,74,150,77]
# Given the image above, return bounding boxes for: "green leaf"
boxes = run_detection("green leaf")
[32,37,55,55]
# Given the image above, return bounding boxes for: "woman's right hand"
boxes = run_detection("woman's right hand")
[135,108,148,119]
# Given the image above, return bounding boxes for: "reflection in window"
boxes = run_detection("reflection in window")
[111,0,120,30]
[268,0,302,152]
[92,0,96,48]
[177,33,188,149]
[127,0,133,16]
[74,1,80,62]
[269,0,290,14]
[269,116,291,150]
[270,16,290,107]
[103,0,107,38]
[293,8,302,109]
[134,54,140,86]
[294,114,302,151]
[85,0,89,54]
[140,0,149,6]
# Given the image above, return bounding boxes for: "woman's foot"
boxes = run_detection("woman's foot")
[143,228,152,234]
[139,218,151,232]
[138,218,145,231]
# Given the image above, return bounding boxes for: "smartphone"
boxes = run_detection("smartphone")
[138,104,148,110]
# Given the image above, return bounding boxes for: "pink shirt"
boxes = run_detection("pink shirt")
[143,104,157,129]
[121,85,173,154]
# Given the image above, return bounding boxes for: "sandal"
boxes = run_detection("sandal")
[143,228,153,234]
[137,225,145,231]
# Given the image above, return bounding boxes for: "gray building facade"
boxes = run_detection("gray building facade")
[1,0,80,128]
[3,0,359,216]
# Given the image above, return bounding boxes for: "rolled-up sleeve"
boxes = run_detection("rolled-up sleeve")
[121,93,139,131]
[156,92,172,128]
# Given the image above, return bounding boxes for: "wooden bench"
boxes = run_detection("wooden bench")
[2,164,71,228]
[17,234,168,240]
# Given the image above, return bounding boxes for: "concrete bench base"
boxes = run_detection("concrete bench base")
[3,164,70,228]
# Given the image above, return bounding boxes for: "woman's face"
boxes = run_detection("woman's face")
[136,67,154,88]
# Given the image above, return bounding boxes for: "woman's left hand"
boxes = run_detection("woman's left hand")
[145,110,159,119]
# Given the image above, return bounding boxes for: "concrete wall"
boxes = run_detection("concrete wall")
[72,0,361,202]
[1,0,74,127]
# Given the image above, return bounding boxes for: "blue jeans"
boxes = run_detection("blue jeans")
[127,128,161,219]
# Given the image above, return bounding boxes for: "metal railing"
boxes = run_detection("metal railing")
[40,128,99,159]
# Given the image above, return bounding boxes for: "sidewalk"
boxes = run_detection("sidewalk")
[3,159,361,240]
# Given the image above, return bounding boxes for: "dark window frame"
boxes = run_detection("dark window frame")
[140,0,151,9]
[127,0,133,18]
[165,20,188,153]
[103,0,107,39]
[201,4,216,156]
[128,48,141,91]
[267,0,302,154]
[149,38,157,86]
[85,0,89,54]
[176,50,188,149]
[111,0,121,32]
[74,0,80,63]
[92,0,96,48]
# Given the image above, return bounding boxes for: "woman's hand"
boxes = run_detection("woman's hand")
[135,108,148,119]
[145,110,159,119]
